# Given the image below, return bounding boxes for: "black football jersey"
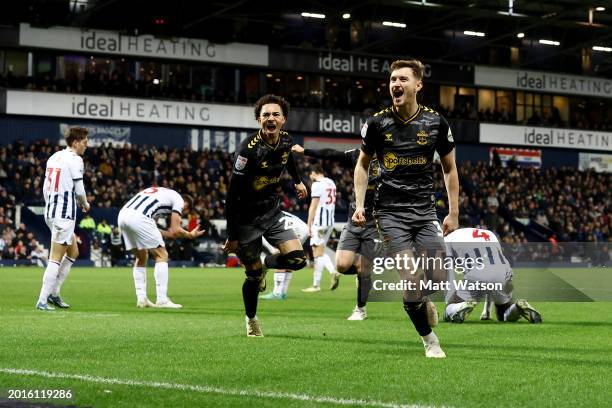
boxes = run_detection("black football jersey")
[361,105,455,221]
[226,130,301,239]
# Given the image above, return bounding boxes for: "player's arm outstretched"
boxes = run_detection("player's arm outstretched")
[161,212,204,240]
[291,144,355,168]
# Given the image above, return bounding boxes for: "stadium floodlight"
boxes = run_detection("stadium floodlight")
[596,6,606,12]
[464,30,485,37]
[517,32,525,38]
[382,21,407,28]
[404,0,442,7]
[539,39,560,46]
[342,13,351,19]
[593,45,612,52]
[301,12,326,19]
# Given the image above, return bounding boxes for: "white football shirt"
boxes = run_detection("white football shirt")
[43,148,85,220]
[311,177,336,227]
[122,187,184,219]
[445,227,511,282]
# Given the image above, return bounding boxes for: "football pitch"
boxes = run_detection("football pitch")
[1,267,611,408]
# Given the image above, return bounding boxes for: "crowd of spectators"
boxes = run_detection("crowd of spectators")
[1,139,609,263]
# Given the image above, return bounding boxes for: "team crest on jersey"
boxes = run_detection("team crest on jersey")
[260,161,269,168]
[416,130,428,145]
[235,155,248,171]
[384,133,393,143]
[281,151,289,164]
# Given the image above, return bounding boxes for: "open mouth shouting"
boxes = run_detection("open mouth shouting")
[265,122,277,132]
[392,87,404,99]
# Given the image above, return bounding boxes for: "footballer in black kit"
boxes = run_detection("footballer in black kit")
[223,94,308,337]
[292,144,379,320]
[353,59,459,358]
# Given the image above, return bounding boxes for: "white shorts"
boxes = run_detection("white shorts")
[45,218,76,245]
[118,209,165,251]
[311,225,333,247]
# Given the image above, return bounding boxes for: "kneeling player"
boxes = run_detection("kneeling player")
[260,211,310,300]
[444,227,542,324]
[118,187,204,308]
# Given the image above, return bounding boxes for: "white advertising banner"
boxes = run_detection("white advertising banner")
[579,152,612,173]
[5,90,255,127]
[19,23,268,66]
[475,66,612,99]
[480,123,611,152]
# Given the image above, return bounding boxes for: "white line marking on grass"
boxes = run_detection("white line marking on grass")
[0,368,448,408]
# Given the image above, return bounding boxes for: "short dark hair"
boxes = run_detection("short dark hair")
[65,127,88,147]
[389,59,425,81]
[309,163,324,175]
[182,194,194,211]
[254,94,290,119]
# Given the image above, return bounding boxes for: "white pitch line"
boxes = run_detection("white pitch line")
[0,368,448,408]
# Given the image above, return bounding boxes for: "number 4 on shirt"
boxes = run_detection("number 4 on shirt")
[472,229,491,241]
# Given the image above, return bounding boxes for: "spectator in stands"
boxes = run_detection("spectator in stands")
[109,225,123,266]
[96,219,112,239]
[79,214,96,235]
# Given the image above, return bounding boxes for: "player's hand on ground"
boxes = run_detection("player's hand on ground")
[352,207,366,226]
[295,182,307,199]
[291,144,304,154]
[442,214,459,236]
[189,226,205,239]
[223,239,238,254]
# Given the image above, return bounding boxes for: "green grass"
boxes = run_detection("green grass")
[1,267,611,407]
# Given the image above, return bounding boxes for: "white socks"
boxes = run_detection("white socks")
[281,272,292,295]
[154,262,169,303]
[271,271,293,296]
[313,257,323,287]
[422,331,440,345]
[38,260,60,304]
[133,262,171,303]
[322,254,336,275]
[133,266,147,301]
[273,272,285,296]
[52,256,75,296]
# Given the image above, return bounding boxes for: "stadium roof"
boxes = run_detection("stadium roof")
[4,0,612,76]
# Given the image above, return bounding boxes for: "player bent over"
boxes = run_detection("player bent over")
[36,127,90,311]
[223,95,308,337]
[444,227,542,324]
[118,187,204,308]
[259,211,310,300]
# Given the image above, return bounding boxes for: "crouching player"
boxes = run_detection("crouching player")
[259,211,310,300]
[444,227,542,324]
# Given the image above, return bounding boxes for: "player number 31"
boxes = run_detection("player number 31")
[8,389,73,399]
